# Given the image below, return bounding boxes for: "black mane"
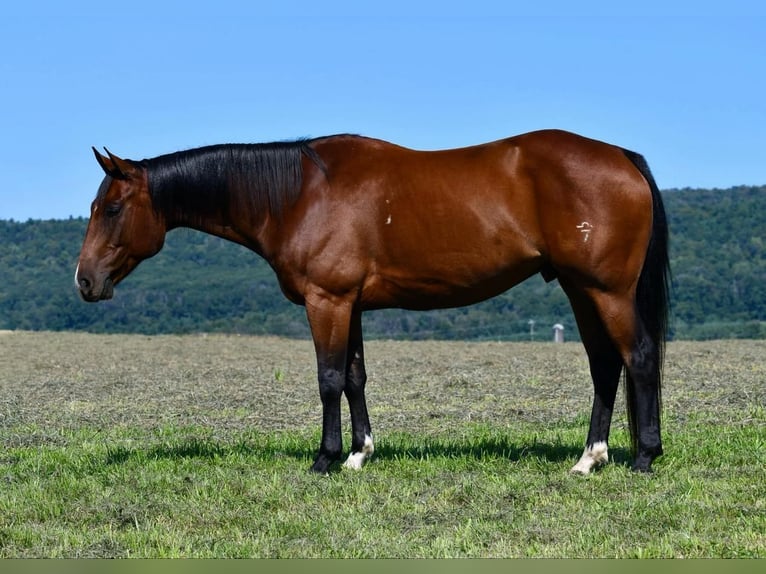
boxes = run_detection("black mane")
[141,140,323,227]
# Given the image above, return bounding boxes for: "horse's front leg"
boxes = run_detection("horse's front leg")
[305,293,353,474]
[343,311,374,470]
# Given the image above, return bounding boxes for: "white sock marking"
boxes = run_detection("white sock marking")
[343,434,374,470]
[570,441,608,475]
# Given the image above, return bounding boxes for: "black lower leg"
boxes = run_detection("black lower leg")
[585,350,622,448]
[344,314,372,454]
[311,367,345,473]
[628,335,663,472]
[345,362,371,453]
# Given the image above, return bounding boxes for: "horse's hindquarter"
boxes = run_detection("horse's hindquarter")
[290,137,548,311]
[517,130,654,294]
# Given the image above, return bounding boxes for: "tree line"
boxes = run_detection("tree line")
[1,185,764,340]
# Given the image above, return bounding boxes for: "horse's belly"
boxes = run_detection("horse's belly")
[362,253,543,311]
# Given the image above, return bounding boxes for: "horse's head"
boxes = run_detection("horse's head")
[75,149,166,302]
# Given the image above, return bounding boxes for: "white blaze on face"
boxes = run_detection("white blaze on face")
[343,434,375,470]
[570,441,608,475]
[74,263,80,290]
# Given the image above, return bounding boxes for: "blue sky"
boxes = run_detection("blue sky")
[1,1,764,220]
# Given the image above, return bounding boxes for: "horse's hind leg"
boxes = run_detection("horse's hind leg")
[342,311,375,469]
[562,280,624,474]
[567,283,663,473]
[624,320,663,472]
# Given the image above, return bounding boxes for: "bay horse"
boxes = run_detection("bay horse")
[75,129,670,475]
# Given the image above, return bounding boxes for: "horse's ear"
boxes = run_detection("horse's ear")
[92,147,138,180]
[93,147,116,176]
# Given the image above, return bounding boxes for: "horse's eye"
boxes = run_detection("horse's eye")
[105,203,122,217]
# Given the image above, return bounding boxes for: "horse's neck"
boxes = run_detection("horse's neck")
[167,206,270,257]
[151,173,266,254]
[149,143,313,258]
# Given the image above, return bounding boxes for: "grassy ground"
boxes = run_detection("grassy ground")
[0,332,763,557]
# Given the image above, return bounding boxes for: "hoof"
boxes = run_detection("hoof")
[631,461,654,474]
[310,453,337,475]
[631,451,659,473]
[570,441,608,475]
[342,435,375,470]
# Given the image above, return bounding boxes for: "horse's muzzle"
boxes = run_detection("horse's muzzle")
[75,265,114,302]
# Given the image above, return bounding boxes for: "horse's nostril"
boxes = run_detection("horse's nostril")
[78,276,92,291]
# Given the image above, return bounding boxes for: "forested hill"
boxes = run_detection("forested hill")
[1,186,765,340]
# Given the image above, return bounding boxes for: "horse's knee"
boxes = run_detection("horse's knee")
[318,368,345,402]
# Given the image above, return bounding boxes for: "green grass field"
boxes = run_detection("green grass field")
[0,332,763,557]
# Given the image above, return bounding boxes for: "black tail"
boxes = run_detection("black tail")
[621,149,671,455]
